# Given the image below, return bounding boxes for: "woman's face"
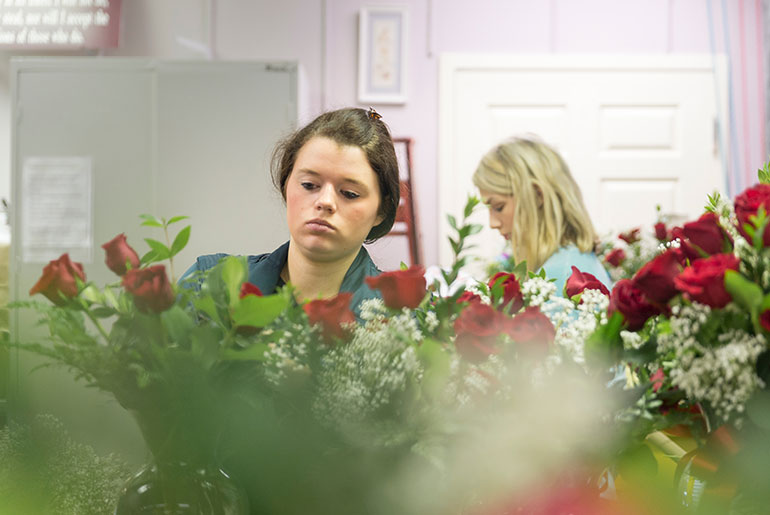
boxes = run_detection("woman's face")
[285,136,384,262]
[479,189,515,241]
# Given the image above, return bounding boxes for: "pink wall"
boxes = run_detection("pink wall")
[106,0,766,269]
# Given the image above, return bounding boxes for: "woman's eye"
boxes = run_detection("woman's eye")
[492,204,504,213]
[341,190,360,200]
[301,182,317,191]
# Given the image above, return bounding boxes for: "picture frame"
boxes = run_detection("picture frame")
[358,5,408,105]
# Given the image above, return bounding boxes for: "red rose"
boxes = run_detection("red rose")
[619,227,641,244]
[678,212,731,258]
[303,292,356,344]
[761,309,770,332]
[565,266,610,298]
[101,233,140,276]
[239,282,263,298]
[29,253,86,305]
[654,222,669,242]
[456,290,481,304]
[650,367,665,392]
[122,265,176,314]
[734,184,770,246]
[670,226,701,264]
[487,272,524,312]
[365,265,426,309]
[608,279,661,331]
[453,302,503,362]
[632,249,682,305]
[503,306,555,356]
[604,248,626,267]
[674,253,740,308]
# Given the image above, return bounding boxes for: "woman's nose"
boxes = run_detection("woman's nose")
[489,212,500,229]
[315,184,336,212]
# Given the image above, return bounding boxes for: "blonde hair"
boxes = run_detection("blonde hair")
[472,137,597,271]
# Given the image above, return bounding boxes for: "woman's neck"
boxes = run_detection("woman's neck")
[284,243,360,301]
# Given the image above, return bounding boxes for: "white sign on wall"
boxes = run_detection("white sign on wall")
[21,156,92,263]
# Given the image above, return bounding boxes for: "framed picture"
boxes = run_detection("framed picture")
[358,5,408,104]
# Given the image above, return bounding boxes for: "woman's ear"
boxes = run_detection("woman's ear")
[374,210,386,226]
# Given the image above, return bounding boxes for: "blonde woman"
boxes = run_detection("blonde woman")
[473,137,611,295]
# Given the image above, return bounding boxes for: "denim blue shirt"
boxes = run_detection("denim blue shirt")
[181,241,383,321]
[540,245,613,296]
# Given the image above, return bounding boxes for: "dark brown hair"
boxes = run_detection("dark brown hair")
[271,107,400,242]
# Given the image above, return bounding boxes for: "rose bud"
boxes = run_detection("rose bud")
[673,253,740,308]
[760,309,770,333]
[365,265,427,309]
[734,183,770,246]
[565,266,610,298]
[29,253,86,305]
[453,301,503,363]
[122,265,176,314]
[619,227,641,244]
[304,292,356,344]
[654,222,669,242]
[101,233,140,276]
[633,249,682,305]
[608,279,661,331]
[604,248,626,267]
[240,282,263,298]
[456,290,482,304]
[487,272,524,313]
[236,282,264,335]
[504,306,556,357]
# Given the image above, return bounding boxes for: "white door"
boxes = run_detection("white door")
[438,55,728,269]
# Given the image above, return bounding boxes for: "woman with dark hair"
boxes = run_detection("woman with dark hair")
[183,107,401,317]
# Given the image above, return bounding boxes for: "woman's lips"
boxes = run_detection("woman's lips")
[306,219,335,232]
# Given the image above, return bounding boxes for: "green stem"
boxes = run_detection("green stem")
[163,222,177,284]
[84,309,111,342]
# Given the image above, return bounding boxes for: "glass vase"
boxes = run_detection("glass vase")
[115,460,249,514]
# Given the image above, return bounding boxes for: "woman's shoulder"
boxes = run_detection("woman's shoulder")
[541,245,612,292]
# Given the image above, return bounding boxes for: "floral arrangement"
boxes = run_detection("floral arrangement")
[10,199,634,513]
[583,166,770,512]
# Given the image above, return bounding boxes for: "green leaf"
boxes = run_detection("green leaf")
[759,161,770,184]
[193,296,223,326]
[167,215,190,225]
[467,224,483,236]
[417,338,451,400]
[724,269,762,313]
[220,256,246,308]
[447,214,458,231]
[585,311,625,370]
[90,306,116,318]
[223,342,269,361]
[144,238,171,261]
[140,249,159,265]
[170,225,191,256]
[400,261,409,271]
[161,305,196,343]
[139,214,164,227]
[232,294,289,328]
[79,284,103,304]
[463,196,480,218]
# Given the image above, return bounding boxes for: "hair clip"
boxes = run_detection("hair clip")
[367,107,382,121]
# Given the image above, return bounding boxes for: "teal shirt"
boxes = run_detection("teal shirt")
[539,245,613,296]
[181,241,382,321]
